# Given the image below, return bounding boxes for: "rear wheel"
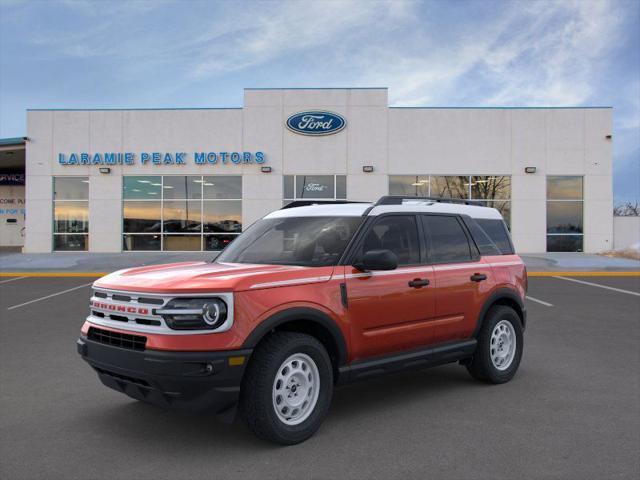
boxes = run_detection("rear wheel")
[240,332,333,445]
[466,305,523,384]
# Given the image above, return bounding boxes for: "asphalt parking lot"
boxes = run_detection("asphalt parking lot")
[1,275,639,480]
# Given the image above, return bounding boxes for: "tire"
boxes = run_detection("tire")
[240,332,333,445]
[466,305,523,384]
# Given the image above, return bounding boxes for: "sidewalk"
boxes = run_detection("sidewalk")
[1,251,639,274]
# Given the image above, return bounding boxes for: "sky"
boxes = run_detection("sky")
[0,0,638,204]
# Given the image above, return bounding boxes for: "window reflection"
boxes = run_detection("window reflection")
[54,234,87,251]
[547,201,583,233]
[123,201,161,232]
[121,175,242,251]
[162,176,202,199]
[547,176,583,200]
[203,201,242,233]
[123,176,161,199]
[547,235,583,252]
[162,200,202,232]
[54,202,88,233]
[54,177,89,200]
[123,235,160,251]
[389,176,429,197]
[203,176,242,199]
[470,176,511,200]
[430,176,469,199]
[284,175,346,200]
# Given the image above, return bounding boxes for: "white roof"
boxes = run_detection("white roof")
[264,200,503,220]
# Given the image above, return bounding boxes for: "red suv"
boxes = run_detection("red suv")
[78,196,527,444]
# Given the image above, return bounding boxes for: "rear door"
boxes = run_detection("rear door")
[421,214,494,344]
[345,214,436,360]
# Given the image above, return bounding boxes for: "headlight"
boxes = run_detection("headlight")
[156,298,228,330]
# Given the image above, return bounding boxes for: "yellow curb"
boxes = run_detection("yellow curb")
[0,272,107,277]
[527,271,640,277]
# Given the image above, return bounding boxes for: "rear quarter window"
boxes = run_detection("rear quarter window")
[475,219,514,255]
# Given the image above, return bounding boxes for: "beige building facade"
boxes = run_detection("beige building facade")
[23,88,613,253]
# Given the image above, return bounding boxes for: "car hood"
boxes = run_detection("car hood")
[93,261,335,294]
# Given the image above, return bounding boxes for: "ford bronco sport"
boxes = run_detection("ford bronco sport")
[77,196,527,444]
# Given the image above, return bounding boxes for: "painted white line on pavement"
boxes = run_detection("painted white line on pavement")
[554,276,640,297]
[526,295,554,307]
[7,282,93,310]
[0,276,27,285]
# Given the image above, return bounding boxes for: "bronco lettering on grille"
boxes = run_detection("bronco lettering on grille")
[89,300,149,315]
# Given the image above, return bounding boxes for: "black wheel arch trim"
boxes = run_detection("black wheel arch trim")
[242,307,348,366]
[473,287,526,337]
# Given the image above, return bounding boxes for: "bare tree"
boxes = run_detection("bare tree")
[613,201,639,216]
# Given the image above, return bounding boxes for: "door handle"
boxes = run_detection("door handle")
[470,273,487,282]
[408,278,430,288]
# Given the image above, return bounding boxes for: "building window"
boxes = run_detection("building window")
[122,175,242,251]
[546,176,583,252]
[283,175,347,205]
[389,175,511,226]
[53,177,89,251]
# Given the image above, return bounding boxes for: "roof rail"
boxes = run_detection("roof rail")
[374,195,484,206]
[281,200,362,210]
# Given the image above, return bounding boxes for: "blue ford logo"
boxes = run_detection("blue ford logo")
[286,111,346,136]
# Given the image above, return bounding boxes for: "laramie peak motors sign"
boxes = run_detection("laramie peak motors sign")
[286,111,346,136]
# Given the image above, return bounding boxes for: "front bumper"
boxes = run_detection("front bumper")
[77,335,251,415]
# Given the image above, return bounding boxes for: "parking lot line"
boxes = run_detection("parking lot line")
[0,272,106,278]
[6,282,94,310]
[525,295,554,307]
[553,276,640,297]
[0,276,27,284]
[528,271,640,277]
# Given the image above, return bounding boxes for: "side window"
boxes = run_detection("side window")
[476,219,514,254]
[359,215,420,266]
[422,215,473,263]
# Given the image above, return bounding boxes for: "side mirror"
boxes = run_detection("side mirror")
[354,249,398,272]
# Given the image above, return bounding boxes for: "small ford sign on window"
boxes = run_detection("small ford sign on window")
[286,111,346,136]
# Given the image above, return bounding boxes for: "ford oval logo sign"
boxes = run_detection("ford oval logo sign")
[286,111,346,136]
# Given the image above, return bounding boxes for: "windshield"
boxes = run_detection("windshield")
[216,216,364,267]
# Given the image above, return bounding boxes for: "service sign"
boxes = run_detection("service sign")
[286,111,346,136]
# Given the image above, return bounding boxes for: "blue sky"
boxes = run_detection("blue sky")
[1,0,638,203]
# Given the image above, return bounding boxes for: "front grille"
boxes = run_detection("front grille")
[88,327,147,351]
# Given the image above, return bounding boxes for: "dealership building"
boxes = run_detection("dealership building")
[1,88,614,253]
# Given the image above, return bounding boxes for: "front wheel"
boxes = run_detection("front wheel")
[240,332,333,445]
[466,305,523,384]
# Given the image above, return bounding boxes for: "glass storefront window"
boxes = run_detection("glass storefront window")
[547,176,583,200]
[123,201,161,232]
[388,175,511,227]
[430,176,469,199]
[122,176,242,251]
[546,176,583,252]
[162,176,202,200]
[203,176,242,199]
[284,175,347,203]
[53,177,89,200]
[547,201,583,234]
[389,175,430,197]
[470,176,511,200]
[53,177,89,251]
[203,201,242,233]
[54,202,89,233]
[162,200,202,232]
[123,176,161,199]
[122,234,161,251]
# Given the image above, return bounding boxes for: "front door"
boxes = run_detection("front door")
[345,215,436,360]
